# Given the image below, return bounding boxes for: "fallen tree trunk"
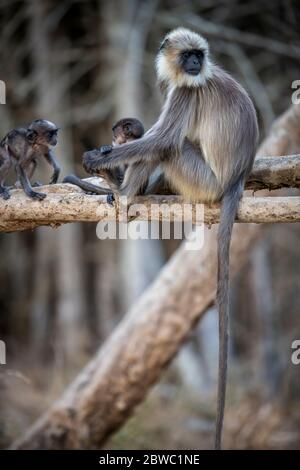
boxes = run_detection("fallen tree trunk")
[12,224,262,450]
[0,155,300,232]
[11,103,300,449]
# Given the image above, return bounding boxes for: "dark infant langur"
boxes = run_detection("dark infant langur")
[63,118,145,201]
[0,119,60,200]
[82,28,259,449]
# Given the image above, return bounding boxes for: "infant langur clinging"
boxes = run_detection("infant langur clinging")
[63,118,145,201]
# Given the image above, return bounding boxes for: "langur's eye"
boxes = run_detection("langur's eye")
[183,51,190,60]
[47,130,57,138]
[124,125,131,133]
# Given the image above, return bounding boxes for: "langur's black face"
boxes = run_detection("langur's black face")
[28,120,59,147]
[113,125,136,145]
[180,49,204,76]
[112,119,144,145]
[122,122,134,138]
[45,129,58,146]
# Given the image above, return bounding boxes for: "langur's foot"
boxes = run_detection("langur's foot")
[106,193,115,206]
[0,188,10,200]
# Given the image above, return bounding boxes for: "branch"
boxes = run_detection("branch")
[0,155,299,232]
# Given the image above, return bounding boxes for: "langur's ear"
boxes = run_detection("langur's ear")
[26,129,37,143]
[159,38,169,51]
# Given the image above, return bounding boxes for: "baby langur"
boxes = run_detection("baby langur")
[83,28,259,449]
[0,119,60,200]
[63,118,144,200]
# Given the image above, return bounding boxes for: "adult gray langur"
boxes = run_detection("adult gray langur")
[83,27,259,449]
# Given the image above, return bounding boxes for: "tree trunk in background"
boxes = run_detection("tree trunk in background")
[252,242,281,394]
[175,319,217,396]
[87,1,122,340]
[51,59,88,367]
[0,109,28,341]
[271,226,300,404]
[27,0,87,365]
[27,0,57,356]
[103,0,164,310]
[95,240,119,340]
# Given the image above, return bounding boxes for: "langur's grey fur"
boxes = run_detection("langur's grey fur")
[63,118,145,197]
[83,27,259,449]
[0,119,60,200]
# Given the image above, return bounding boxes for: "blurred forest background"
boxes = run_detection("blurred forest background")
[0,0,300,450]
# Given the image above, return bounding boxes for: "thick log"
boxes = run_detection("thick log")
[11,224,262,449]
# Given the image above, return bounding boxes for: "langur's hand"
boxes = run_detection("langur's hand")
[83,149,106,174]
[83,145,114,175]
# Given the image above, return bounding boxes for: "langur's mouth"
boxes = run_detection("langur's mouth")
[186,68,201,76]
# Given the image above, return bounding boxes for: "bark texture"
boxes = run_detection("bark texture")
[0,154,300,233]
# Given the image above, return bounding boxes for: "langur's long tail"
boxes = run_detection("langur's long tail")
[214,178,244,450]
[63,174,111,195]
